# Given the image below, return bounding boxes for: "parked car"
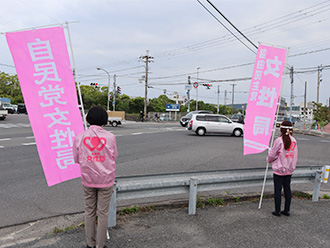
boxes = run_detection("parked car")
[11,104,18,113]
[1,103,15,114]
[230,114,245,124]
[180,110,213,127]
[0,106,8,120]
[17,103,27,114]
[187,113,244,136]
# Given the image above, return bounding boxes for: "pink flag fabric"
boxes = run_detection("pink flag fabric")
[244,44,287,156]
[6,26,84,186]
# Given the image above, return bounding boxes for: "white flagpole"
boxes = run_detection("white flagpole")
[258,49,289,209]
[65,22,87,130]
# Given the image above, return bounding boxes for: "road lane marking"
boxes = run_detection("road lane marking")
[0,146,4,148]
[25,136,35,139]
[296,138,310,141]
[0,138,11,141]
[22,142,36,146]
[320,140,330,143]
[132,132,143,135]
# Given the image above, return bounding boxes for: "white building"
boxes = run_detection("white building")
[299,101,314,120]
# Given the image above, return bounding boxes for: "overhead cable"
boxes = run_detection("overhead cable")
[196,0,257,54]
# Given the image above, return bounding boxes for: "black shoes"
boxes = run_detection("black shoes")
[272,211,290,217]
[280,211,290,216]
[272,211,281,217]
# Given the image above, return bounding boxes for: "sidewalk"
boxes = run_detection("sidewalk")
[1,192,330,248]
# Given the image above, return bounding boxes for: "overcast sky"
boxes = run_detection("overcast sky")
[1,0,329,106]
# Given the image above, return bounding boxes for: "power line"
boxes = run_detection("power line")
[205,0,258,50]
[196,0,257,54]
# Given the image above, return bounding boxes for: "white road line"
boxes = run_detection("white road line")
[25,136,34,139]
[320,140,330,143]
[131,132,143,135]
[22,142,36,146]
[0,146,4,148]
[0,138,11,141]
[296,138,310,141]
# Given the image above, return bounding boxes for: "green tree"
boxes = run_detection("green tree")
[313,102,330,127]
[129,97,144,114]
[148,95,174,112]
[0,72,23,104]
[115,94,131,112]
[79,85,107,110]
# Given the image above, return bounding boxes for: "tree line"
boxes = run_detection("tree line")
[1,71,328,126]
[0,71,235,115]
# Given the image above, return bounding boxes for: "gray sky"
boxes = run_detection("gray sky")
[1,0,329,106]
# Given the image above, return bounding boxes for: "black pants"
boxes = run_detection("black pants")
[273,174,292,213]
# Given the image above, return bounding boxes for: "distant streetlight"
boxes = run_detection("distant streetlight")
[96,67,111,111]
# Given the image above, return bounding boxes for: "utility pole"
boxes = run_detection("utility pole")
[196,67,200,111]
[140,50,154,119]
[224,90,227,106]
[230,84,236,116]
[113,74,116,111]
[317,65,323,104]
[304,81,307,131]
[290,66,294,121]
[217,85,220,114]
[188,76,191,112]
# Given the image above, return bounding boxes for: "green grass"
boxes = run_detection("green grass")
[118,206,141,216]
[294,192,312,199]
[321,194,330,199]
[206,198,225,206]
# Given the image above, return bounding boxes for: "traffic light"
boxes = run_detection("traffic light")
[117,86,121,95]
[90,83,98,89]
[202,83,212,89]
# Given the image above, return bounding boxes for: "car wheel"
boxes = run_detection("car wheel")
[196,127,206,136]
[112,121,118,127]
[233,128,242,137]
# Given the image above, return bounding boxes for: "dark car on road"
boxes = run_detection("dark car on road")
[17,103,27,114]
[180,110,213,127]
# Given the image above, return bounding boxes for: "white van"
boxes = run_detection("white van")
[187,114,244,136]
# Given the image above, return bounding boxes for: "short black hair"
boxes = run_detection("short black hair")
[86,106,108,126]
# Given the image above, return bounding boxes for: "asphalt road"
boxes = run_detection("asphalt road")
[0,115,330,228]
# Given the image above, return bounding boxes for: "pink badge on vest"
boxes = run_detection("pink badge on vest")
[83,137,106,151]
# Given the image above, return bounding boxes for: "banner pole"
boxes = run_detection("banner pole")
[65,22,87,130]
[258,52,290,209]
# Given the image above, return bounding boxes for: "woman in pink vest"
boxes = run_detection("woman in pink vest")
[267,120,298,217]
[73,106,118,248]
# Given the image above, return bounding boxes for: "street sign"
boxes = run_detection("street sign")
[166,104,180,112]
[185,85,192,90]
[193,82,199,88]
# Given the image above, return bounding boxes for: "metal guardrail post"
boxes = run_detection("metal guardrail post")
[188,177,198,215]
[312,170,322,202]
[108,183,117,227]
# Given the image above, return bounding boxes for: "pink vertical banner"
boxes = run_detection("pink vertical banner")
[6,26,84,186]
[244,44,287,156]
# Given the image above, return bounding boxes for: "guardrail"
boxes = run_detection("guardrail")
[108,165,328,227]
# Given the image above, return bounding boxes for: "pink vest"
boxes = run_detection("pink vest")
[267,136,298,176]
[73,125,118,188]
